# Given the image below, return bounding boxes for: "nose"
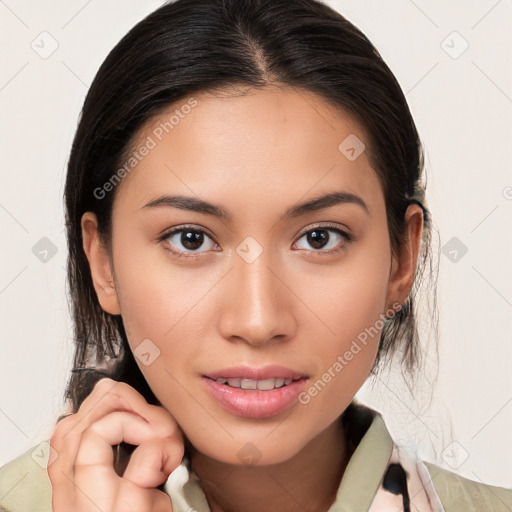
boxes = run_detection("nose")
[218,248,297,347]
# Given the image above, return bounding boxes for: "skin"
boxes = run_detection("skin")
[81,85,423,512]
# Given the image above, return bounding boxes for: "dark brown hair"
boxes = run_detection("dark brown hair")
[62,0,438,417]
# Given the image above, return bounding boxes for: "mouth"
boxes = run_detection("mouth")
[205,376,304,391]
[201,368,309,418]
[203,364,309,390]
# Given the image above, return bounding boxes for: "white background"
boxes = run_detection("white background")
[0,0,511,488]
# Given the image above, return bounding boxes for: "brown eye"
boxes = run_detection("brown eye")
[176,230,204,250]
[161,226,218,256]
[294,226,350,253]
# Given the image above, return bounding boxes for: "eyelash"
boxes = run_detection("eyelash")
[158,223,353,259]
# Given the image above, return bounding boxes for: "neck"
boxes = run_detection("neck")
[188,418,350,512]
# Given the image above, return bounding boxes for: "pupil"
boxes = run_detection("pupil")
[308,230,328,249]
[182,231,203,250]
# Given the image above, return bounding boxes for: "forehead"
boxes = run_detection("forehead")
[112,86,382,217]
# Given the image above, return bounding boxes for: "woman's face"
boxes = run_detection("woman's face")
[83,86,418,465]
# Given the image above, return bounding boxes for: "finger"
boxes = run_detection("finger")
[69,466,174,512]
[50,410,142,510]
[54,379,180,475]
[48,466,76,512]
[122,437,185,488]
[75,411,163,467]
[114,480,173,512]
[49,378,181,510]
[50,379,133,475]
[48,417,79,509]
[71,419,163,512]
[71,378,179,440]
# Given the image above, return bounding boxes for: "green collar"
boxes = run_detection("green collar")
[164,403,393,512]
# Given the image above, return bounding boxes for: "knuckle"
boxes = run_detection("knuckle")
[92,376,116,394]
[111,380,143,400]
[90,380,131,410]
[92,378,137,406]
[51,415,74,443]
[101,390,126,409]
[151,407,180,434]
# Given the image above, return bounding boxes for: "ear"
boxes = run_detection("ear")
[385,203,424,309]
[81,211,121,315]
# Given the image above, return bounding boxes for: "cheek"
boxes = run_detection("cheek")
[112,235,207,341]
[292,230,391,417]
[300,224,391,345]
[110,240,218,404]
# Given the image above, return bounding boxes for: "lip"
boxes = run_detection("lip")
[202,376,308,418]
[203,365,309,381]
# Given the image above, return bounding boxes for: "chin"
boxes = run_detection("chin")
[185,430,301,467]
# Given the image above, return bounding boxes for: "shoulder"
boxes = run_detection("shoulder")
[0,442,53,512]
[424,460,512,512]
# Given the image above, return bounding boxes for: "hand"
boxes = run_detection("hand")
[48,377,184,511]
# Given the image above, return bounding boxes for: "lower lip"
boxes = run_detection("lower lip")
[202,377,308,418]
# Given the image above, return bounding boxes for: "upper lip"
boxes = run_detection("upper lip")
[204,365,309,381]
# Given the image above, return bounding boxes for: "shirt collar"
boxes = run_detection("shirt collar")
[164,400,393,512]
[329,403,394,511]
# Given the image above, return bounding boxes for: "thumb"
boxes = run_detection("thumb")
[122,437,185,488]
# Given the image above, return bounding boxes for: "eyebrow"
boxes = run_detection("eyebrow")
[140,191,369,221]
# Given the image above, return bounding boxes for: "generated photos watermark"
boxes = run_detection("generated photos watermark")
[298,301,402,405]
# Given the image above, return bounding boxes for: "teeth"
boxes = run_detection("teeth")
[215,377,296,390]
[274,378,285,388]
[227,378,241,388]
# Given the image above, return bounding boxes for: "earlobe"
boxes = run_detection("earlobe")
[386,204,424,309]
[81,212,121,315]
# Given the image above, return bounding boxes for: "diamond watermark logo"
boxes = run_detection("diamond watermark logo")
[338,134,365,161]
[441,236,468,263]
[441,31,469,60]
[441,441,469,469]
[31,441,59,469]
[237,442,262,466]
[32,237,58,263]
[236,236,263,264]
[134,338,161,366]
[31,31,59,59]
